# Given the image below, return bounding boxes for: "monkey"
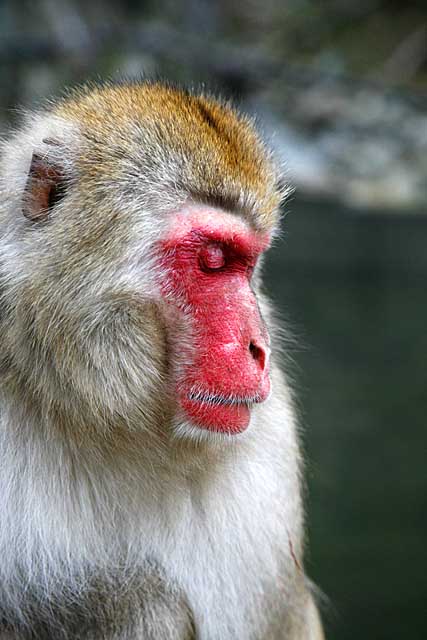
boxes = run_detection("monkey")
[0,81,324,639]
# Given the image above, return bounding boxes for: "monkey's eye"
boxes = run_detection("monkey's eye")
[199,243,226,272]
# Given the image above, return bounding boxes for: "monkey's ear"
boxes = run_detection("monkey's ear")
[23,152,66,222]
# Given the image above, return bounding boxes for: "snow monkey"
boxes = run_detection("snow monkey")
[0,82,324,639]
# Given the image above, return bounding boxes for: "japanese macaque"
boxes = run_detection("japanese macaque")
[0,82,324,639]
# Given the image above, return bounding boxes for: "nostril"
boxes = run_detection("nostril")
[249,341,266,371]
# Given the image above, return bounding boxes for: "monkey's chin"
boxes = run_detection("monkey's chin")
[178,388,270,434]
[182,399,252,434]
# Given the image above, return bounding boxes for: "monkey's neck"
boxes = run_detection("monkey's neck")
[0,389,284,576]
[0,385,249,500]
[0,385,305,638]
[4,375,246,459]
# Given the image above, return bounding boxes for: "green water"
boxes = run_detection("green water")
[265,199,427,640]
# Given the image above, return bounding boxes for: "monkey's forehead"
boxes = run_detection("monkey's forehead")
[53,82,285,232]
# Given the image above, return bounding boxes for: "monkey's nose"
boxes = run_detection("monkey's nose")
[249,340,269,372]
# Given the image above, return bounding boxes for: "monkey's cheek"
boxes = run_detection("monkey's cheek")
[180,397,251,434]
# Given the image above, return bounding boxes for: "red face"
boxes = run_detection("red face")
[160,208,271,434]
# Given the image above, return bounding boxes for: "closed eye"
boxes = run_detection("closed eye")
[199,242,226,272]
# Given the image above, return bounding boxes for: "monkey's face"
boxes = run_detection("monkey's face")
[158,206,271,435]
[0,83,283,440]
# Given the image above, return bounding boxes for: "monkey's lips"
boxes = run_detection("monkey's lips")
[181,381,270,434]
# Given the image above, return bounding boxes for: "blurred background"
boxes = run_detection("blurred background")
[1,1,426,638]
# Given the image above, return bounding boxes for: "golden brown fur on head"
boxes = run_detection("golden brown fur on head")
[56,81,283,230]
[0,81,285,448]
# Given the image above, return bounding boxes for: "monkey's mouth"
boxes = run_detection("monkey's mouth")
[188,390,263,407]
[180,385,269,434]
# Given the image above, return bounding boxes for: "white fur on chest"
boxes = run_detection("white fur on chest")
[0,392,301,639]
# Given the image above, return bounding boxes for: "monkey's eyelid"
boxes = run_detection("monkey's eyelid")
[198,243,257,275]
[199,242,226,271]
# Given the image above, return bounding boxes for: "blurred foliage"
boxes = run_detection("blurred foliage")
[266,198,427,640]
[0,0,426,110]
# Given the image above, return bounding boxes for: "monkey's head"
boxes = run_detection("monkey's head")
[0,83,286,439]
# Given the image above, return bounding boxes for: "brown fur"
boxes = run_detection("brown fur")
[0,81,323,639]
[56,82,282,231]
